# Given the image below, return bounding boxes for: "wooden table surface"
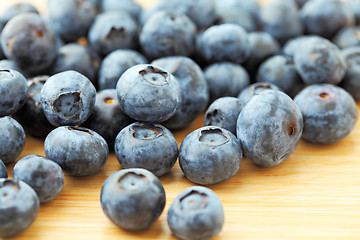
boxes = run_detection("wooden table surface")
[2,0,360,239]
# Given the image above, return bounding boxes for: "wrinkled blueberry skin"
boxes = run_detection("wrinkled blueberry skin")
[0,3,39,26]
[51,43,100,84]
[301,0,355,39]
[204,62,250,103]
[294,84,358,144]
[98,49,147,90]
[237,82,280,105]
[12,76,54,138]
[116,64,182,123]
[340,47,360,101]
[1,13,57,76]
[44,126,109,176]
[0,69,28,117]
[167,186,224,240]
[282,35,324,58]
[13,155,64,203]
[48,0,99,43]
[101,168,166,231]
[245,32,281,77]
[101,0,142,21]
[0,178,39,238]
[204,97,244,136]
[332,27,360,49]
[115,122,178,177]
[256,55,304,98]
[179,126,242,185]
[140,11,197,60]
[89,12,139,57]
[197,24,251,64]
[259,1,303,45]
[294,37,346,85]
[83,89,133,150]
[40,71,96,126]
[237,90,303,167]
[0,160,7,178]
[151,56,209,130]
[0,116,26,164]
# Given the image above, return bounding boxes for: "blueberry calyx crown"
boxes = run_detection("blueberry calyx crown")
[139,66,169,86]
[53,92,82,118]
[67,126,93,135]
[199,128,229,147]
[118,172,149,191]
[179,190,208,210]
[131,123,164,140]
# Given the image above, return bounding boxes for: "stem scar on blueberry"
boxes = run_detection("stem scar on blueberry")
[68,126,93,135]
[139,66,168,78]
[319,92,329,98]
[104,97,115,104]
[288,124,295,136]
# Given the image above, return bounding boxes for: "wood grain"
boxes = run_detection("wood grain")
[2,0,360,239]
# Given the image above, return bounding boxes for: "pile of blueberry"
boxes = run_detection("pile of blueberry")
[0,0,360,238]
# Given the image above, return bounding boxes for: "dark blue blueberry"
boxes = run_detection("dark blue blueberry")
[98,49,147,90]
[0,116,26,164]
[0,3,39,26]
[293,37,346,85]
[89,11,139,57]
[294,84,358,144]
[197,24,251,64]
[245,32,281,77]
[116,64,182,123]
[237,82,280,106]
[13,155,64,203]
[101,0,142,21]
[151,56,209,130]
[1,13,57,76]
[12,75,54,138]
[204,97,244,136]
[115,122,178,177]
[179,126,242,185]
[0,160,7,178]
[0,69,28,117]
[340,47,360,101]
[282,35,324,58]
[140,10,197,60]
[100,168,166,231]
[40,70,96,126]
[51,43,101,85]
[48,0,99,43]
[83,89,133,150]
[237,90,303,167]
[259,0,303,45]
[300,0,355,39]
[44,126,109,176]
[0,178,39,238]
[332,27,360,49]
[167,186,224,240]
[256,55,304,97]
[204,62,250,103]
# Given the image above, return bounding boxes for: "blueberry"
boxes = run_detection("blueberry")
[256,55,304,97]
[293,37,346,85]
[13,155,64,203]
[151,56,209,130]
[12,75,54,138]
[48,0,99,43]
[0,69,28,117]
[332,27,360,49]
[100,168,166,231]
[215,4,257,32]
[237,82,280,106]
[340,47,360,101]
[1,13,57,76]
[0,116,26,164]
[282,35,324,58]
[101,0,143,21]
[204,97,244,136]
[197,24,251,64]
[167,186,224,240]
[179,126,242,185]
[116,64,182,123]
[98,49,147,90]
[44,126,109,176]
[0,59,22,73]
[83,89,133,150]
[0,178,39,238]
[88,11,139,57]
[0,160,7,178]
[237,90,303,167]
[140,10,197,60]
[204,62,250,103]
[0,3,39,26]
[115,122,178,177]
[40,70,96,126]
[346,0,360,24]
[294,84,358,144]
[301,0,355,39]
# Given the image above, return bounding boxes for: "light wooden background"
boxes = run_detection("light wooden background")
[2,0,360,239]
